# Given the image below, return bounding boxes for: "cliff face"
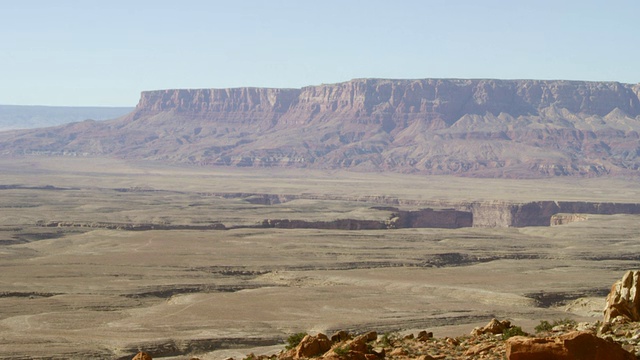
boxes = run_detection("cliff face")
[2,78,640,178]
[471,200,640,227]
[132,79,640,130]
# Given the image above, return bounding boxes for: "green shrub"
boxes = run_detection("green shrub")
[502,326,527,340]
[285,332,308,350]
[380,332,399,347]
[534,318,577,334]
[333,345,350,356]
[534,320,553,333]
[553,318,577,328]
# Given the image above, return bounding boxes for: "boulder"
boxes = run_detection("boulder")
[464,343,496,356]
[506,331,635,360]
[416,330,433,341]
[388,347,408,356]
[604,270,640,323]
[471,318,511,336]
[295,333,332,359]
[361,331,377,342]
[331,330,351,343]
[132,352,152,360]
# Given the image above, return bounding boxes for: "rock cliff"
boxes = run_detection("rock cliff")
[2,79,640,177]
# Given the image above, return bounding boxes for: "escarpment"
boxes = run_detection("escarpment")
[2,79,640,177]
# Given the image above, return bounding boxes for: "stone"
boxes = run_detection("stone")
[132,352,152,360]
[331,330,351,343]
[465,343,496,356]
[416,330,433,341]
[362,331,377,342]
[506,331,635,360]
[604,271,640,323]
[445,337,459,346]
[295,333,332,359]
[576,322,597,332]
[348,335,369,354]
[471,318,511,336]
[416,355,437,360]
[389,347,408,356]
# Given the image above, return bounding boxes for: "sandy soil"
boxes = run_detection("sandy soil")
[0,157,638,359]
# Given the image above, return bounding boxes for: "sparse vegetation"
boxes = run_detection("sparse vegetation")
[535,318,577,334]
[285,332,308,350]
[333,345,350,356]
[502,326,527,340]
[535,320,553,333]
[380,332,400,347]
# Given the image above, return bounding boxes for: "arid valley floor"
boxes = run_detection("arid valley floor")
[1,157,640,359]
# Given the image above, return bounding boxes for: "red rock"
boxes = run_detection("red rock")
[331,330,351,343]
[295,333,332,359]
[471,318,511,336]
[416,330,433,341]
[389,347,408,356]
[506,331,635,360]
[416,355,437,360]
[132,352,152,360]
[465,343,496,356]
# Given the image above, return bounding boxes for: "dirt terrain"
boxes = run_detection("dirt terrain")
[1,157,640,359]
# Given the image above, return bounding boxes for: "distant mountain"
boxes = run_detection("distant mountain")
[0,105,133,131]
[1,79,639,178]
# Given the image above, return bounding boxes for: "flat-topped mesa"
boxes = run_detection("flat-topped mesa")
[134,87,302,115]
[133,79,640,127]
[3,78,640,177]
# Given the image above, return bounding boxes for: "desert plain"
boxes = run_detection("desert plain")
[1,157,640,359]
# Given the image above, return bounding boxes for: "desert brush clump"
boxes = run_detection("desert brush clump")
[380,331,400,347]
[502,326,527,340]
[285,332,308,350]
[332,344,350,356]
[534,318,577,334]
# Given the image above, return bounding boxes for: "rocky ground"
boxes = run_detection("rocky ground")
[134,271,640,360]
[133,318,640,360]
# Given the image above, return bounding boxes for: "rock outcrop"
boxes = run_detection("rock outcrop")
[506,331,635,360]
[261,208,472,230]
[550,214,588,226]
[471,201,640,227]
[277,332,381,360]
[2,79,640,178]
[471,318,513,336]
[132,352,152,360]
[294,333,333,359]
[604,270,640,323]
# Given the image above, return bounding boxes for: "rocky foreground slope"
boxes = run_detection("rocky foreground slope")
[1,79,640,178]
[130,271,640,360]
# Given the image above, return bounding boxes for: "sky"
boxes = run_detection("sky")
[1,0,639,106]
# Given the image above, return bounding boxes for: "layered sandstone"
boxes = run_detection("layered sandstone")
[506,331,635,360]
[2,79,640,177]
[604,270,640,323]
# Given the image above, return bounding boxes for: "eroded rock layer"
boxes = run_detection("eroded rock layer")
[2,79,640,177]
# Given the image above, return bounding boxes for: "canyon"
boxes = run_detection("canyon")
[1,158,640,359]
[1,79,640,178]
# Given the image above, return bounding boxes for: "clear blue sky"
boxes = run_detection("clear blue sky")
[2,0,639,106]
